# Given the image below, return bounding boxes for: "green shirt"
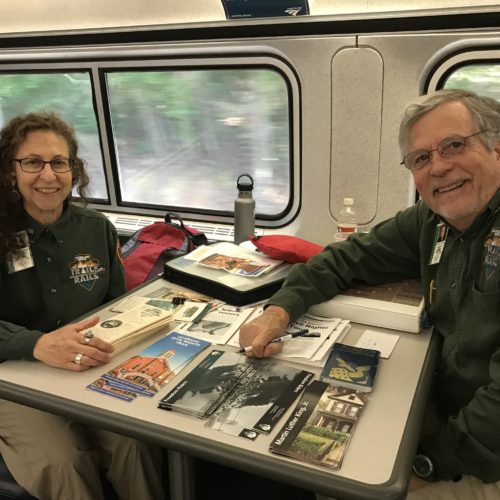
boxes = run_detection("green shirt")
[0,204,126,361]
[270,190,500,482]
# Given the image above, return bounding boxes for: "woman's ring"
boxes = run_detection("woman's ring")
[83,331,94,344]
[74,353,84,365]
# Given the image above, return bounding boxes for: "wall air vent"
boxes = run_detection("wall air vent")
[102,212,256,242]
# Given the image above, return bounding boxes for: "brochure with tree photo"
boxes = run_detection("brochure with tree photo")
[158,349,313,440]
[205,358,314,439]
[270,380,368,469]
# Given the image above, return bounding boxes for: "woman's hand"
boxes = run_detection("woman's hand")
[238,305,290,358]
[33,316,114,371]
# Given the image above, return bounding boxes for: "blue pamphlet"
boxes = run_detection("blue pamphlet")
[87,332,210,401]
[320,343,380,392]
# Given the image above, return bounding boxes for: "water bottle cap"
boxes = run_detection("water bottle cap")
[343,197,354,206]
[237,173,254,192]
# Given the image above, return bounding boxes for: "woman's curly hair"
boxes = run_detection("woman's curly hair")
[0,112,90,259]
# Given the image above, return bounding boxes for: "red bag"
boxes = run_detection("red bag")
[249,235,323,263]
[122,213,207,290]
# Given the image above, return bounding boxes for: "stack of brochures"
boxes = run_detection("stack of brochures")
[82,297,175,356]
[226,312,351,367]
[159,349,314,439]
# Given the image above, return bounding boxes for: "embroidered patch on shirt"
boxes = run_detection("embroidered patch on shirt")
[69,254,105,290]
[483,228,500,280]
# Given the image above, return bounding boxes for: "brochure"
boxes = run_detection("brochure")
[176,305,255,345]
[319,343,381,392]
[188,242,284,278]
[270,380,368,469]
[83,298,175,356]
[158,349,313,440]
[87,332,210,401]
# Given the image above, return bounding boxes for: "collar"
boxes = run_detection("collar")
[441,188,500,238]
[23,201,73,243]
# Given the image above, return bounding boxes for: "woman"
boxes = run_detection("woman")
[0,112,165,500]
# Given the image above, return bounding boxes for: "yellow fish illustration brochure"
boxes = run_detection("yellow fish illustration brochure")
[320,343,381,392]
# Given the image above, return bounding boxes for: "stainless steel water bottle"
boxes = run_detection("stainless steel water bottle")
[234,173,255,245]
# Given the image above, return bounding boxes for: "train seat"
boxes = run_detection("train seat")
[0,454,35,500]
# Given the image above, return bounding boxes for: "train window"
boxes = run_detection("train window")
[105,67,290,217]
[0,72,107,200]
[442,63,500,101]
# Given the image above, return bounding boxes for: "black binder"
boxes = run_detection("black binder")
[163,242,291,306]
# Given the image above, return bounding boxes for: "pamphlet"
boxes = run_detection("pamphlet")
[319,343,380,392]
[83,298,175,356]
[87,332,210,401]
[270,380,368,469]
[205,357,313,439]
[226,312,350,367]
[187,242,284,278]
[158,349,313,439]
[176,305,255,345]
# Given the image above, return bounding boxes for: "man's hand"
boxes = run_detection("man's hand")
[239,305,290,358]
[33,316,114,371]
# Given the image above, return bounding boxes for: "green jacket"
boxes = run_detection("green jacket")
[0,204,126,361]
[270,190,500,482]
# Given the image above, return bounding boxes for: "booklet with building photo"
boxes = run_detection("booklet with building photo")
[270,380,368,469]
[87,332,210,401]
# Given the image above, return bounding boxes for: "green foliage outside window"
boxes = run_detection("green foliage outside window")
[443,63,500,101]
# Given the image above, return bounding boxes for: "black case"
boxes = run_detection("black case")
[163,244,291,306]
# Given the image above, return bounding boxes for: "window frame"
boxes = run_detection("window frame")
[421,39,500,93]
[0,45,301,229]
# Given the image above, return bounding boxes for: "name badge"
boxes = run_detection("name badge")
[429,223,448,265]
[6,231,35,273]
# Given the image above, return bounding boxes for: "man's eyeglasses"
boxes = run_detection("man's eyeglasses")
[13,157,73,173]
[401,131,487,171]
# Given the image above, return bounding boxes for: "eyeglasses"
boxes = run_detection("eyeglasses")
[401,131,487,171]
[13,157,73,173]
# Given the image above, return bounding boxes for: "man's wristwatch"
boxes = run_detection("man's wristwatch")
[413,454,434,479]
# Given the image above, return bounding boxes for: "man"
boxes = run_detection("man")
[239,89,500,499]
